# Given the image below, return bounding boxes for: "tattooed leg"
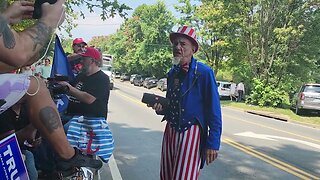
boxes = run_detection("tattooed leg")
[39,106,62,134]
[26,76,74,159]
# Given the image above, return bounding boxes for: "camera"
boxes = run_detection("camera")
[141,93,169,109]
[33,0,57,19]
[47,74,70,97]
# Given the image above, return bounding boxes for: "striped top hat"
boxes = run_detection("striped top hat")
[170,26,199,53]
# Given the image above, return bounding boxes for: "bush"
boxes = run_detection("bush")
[246,78,290,108]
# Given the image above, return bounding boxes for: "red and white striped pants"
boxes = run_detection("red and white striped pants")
[160,124,201,180]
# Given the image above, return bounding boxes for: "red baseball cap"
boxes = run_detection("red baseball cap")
[73,38,87,45]
[80,47,101,61]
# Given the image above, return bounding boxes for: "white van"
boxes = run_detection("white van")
[101,64,114,90]
[216,81,232,98]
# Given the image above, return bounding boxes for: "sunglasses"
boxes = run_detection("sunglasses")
[74,44,86,48]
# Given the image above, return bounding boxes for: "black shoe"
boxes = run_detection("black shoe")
[56,148,102,171]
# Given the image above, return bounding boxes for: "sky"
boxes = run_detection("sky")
[58,0,182,42]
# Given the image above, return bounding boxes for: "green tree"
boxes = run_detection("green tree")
[89,35,110,51]
[225,0,320,94]
[176,0,320,107]
[106,1,175,78]
[175,0,231,76]
[65,0,131,20]
[3,0,132,62]
[4,0,131,35]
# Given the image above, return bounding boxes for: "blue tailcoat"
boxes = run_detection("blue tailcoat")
[162,57,222,167]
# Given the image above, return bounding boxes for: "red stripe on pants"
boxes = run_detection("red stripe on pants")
[160,124,201,180]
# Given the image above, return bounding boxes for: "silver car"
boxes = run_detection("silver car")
[157,78,167,91]
[291,83,320,115]
[130,74,138,84]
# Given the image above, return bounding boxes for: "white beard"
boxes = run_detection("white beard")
[172,57,181,65]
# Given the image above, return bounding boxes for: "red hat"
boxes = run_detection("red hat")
[80,47,101,61]
[73,38,87,45]
[169,26,199,52]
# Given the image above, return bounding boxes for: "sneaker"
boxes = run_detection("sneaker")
[64,167,94,180]
[56,148,102,171]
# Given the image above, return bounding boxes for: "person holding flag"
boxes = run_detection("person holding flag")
[50,35,75,113]
[34,35,100,178]
[67,38,87,75]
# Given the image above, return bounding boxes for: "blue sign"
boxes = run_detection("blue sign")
[0,134,28,180]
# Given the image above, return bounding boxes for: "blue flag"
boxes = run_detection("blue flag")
[51,35,75,80]
[51,35,74,112]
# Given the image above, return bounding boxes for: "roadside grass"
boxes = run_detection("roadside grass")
[220,100,320,127]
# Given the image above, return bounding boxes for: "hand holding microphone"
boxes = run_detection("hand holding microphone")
[141,93,169,111]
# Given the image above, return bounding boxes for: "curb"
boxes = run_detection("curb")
[245,110,320,129]
[246,110,290,122]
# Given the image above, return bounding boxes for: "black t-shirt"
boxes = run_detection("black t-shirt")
[0,108,16,134]
[0,105,30,135]
[67,70,110,117]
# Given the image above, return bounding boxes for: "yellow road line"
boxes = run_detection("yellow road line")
[224,114,320,143]
[115,90,146,106]
[114,90,319,179]
[223,138,319,180]
[117,91,319,144]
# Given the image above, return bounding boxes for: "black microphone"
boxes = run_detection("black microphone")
[33,0,58,19]
[141,93,169,109]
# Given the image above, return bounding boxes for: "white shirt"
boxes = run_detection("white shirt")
[237,82,245,91]
[230,83,236,94]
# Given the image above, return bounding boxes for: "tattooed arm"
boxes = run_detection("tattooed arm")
[0,54,38,73]
[0,0,65,69]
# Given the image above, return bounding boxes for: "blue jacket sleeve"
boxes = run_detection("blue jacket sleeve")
[204,69,222,150]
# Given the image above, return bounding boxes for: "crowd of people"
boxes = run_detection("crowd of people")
[0,1,222,180]
[0,1,104,179]
[20,57,52,78]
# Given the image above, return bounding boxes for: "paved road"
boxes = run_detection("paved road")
[98,79,320,180]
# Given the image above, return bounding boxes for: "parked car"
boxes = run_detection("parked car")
[114,71,121,79]
[130,74,138,84]
[144,77,158,89]
[101,64,114,90]
[120,73,130,81]
[291,83,320,115]
[142,77,154,87]
[157,78,167,91]
[133,75,145,86]
[217,81,232,98]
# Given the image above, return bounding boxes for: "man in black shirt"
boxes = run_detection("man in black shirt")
[58,47,114,163]
[60,47,110,117]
